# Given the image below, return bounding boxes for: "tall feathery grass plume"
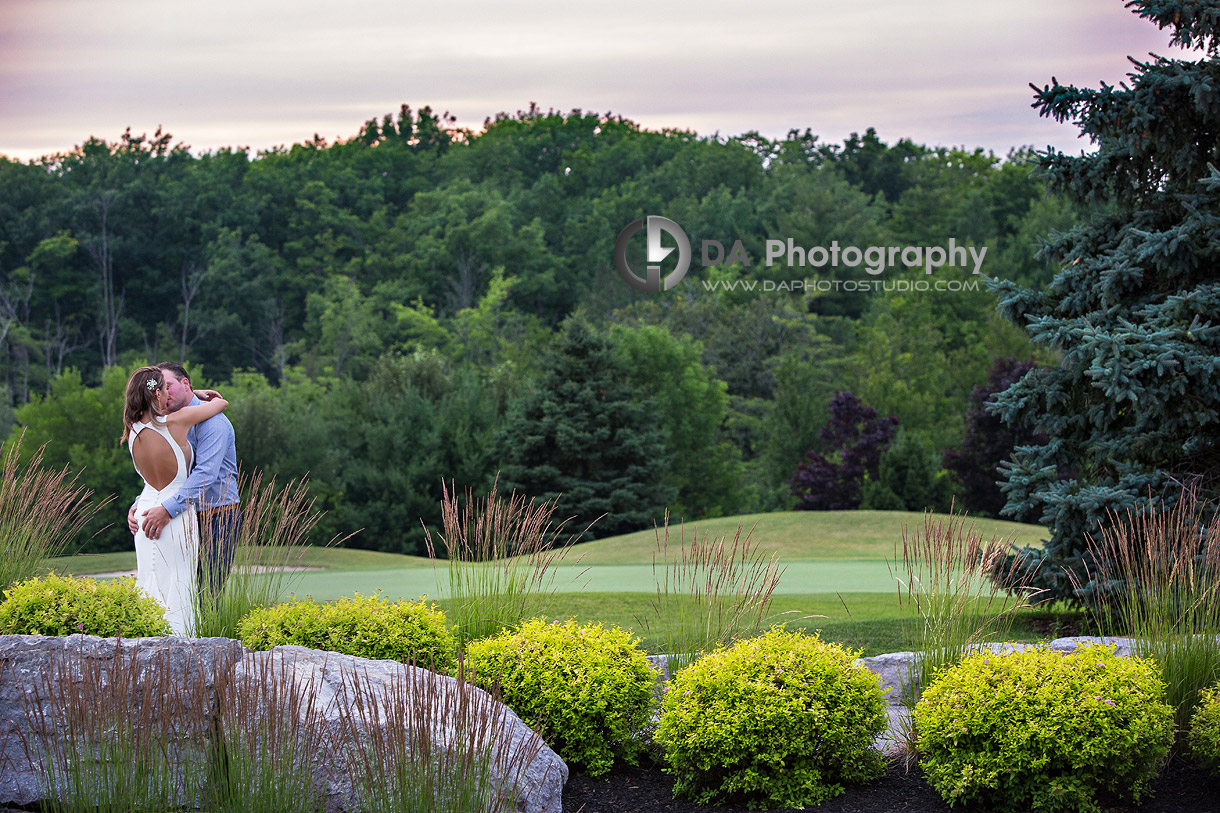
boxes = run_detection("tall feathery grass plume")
[0,431,109,598]
[205,650,328,812]
[193,471,352,639]
[634,512,784,675]
[335,658,545,813]
[1072,485,1220,740]
[891,506,1042,708]
[21,642,213,812]
[424,477,584,645]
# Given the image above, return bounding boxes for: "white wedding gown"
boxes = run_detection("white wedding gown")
[129,416,198,636]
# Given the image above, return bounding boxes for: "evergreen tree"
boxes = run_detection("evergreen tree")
[862,432,955,514]
[498,317,673,540]
[989,1,1220,601]
[609,323,743,520]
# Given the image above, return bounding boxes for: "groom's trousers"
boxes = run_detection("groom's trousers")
[198,504,242,603]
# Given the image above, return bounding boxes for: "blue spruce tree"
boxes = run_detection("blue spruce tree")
[990,1,1220,601]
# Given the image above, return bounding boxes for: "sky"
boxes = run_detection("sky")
[0,0,1188,162]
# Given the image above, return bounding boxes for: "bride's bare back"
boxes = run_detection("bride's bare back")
[130,418,194,490]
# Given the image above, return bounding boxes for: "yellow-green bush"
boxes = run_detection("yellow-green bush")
[654,627,887,809]
[466,618,656,777]
[915,644,1173,813]
[236,593,457,673]
[0,573,171,638]
[1190,683,1220,772]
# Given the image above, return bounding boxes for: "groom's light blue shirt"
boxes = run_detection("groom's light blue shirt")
[161,395,240,518]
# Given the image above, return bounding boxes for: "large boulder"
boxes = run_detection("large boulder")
[0,634,242,807]
[248,645,566,813]
[0,635,566,813]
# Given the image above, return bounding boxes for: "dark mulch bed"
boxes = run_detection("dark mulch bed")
[563,756,1220,813]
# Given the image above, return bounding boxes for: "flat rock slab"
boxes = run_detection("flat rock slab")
[0,635,565,813]
[0,634,242,807]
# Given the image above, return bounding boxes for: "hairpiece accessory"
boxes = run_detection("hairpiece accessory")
[146,377,159,392]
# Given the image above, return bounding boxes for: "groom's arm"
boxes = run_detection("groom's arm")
[140,417,233,538]
[162,417,232,517]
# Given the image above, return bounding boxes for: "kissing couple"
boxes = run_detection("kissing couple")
[121,362,241,635]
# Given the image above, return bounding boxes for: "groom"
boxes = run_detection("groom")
[127,362,241,600]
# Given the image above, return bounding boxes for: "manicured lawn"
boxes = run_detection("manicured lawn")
[45,551,140,575]
[261,559,991,600]
[431,592,1053,658]
[565,510,1046,564]
[44,510,1054,656]
[45,545,431,576]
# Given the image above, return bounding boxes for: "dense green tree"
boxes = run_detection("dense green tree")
[498,317,672,540]
[753,353,841,510]
[330,351,507,554]
[992,193,1083,288]
[847,287,1034,452]
[820,128,927,203]
[192,228,295,379]
[292,274,389,379]
[0,384,13,442]
[612,289,848,512]
[790,392,899,511]
[989,1,1220,602]
[610,323,743,519]
[860,432,955,513]
[941,357,1042,519]
[24,232,92,389]
[223,370,339,488]
[757,162,888,318]
[4,366,135,553]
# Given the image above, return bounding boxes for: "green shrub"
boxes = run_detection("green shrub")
[1190,683,1220,773]
[236,593,457,673]
[465,618,656,777]
[654,626,887,809]
[914,644,1174,813]
[0,573,171,638]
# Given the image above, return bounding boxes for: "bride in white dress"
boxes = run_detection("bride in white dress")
[122,366,229,635]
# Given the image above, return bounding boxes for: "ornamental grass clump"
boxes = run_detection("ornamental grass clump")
[654,627,887,810]
[892,506,1041,706]
[914,644,1173,813]
[1072,485,1220,738]
[205,652,328,813]
[236,593,457,674]
[634,513,784,675]
[0,573,171,637]
[425,479,582,645]
[465,618,655,777]
[23,643,329,813]
[335,660,544,813]
[0,433,106,598]
[193,472,348,640]
[22,644,212,812]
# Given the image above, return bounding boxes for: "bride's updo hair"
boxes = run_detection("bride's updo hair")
[122,366,164,442]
